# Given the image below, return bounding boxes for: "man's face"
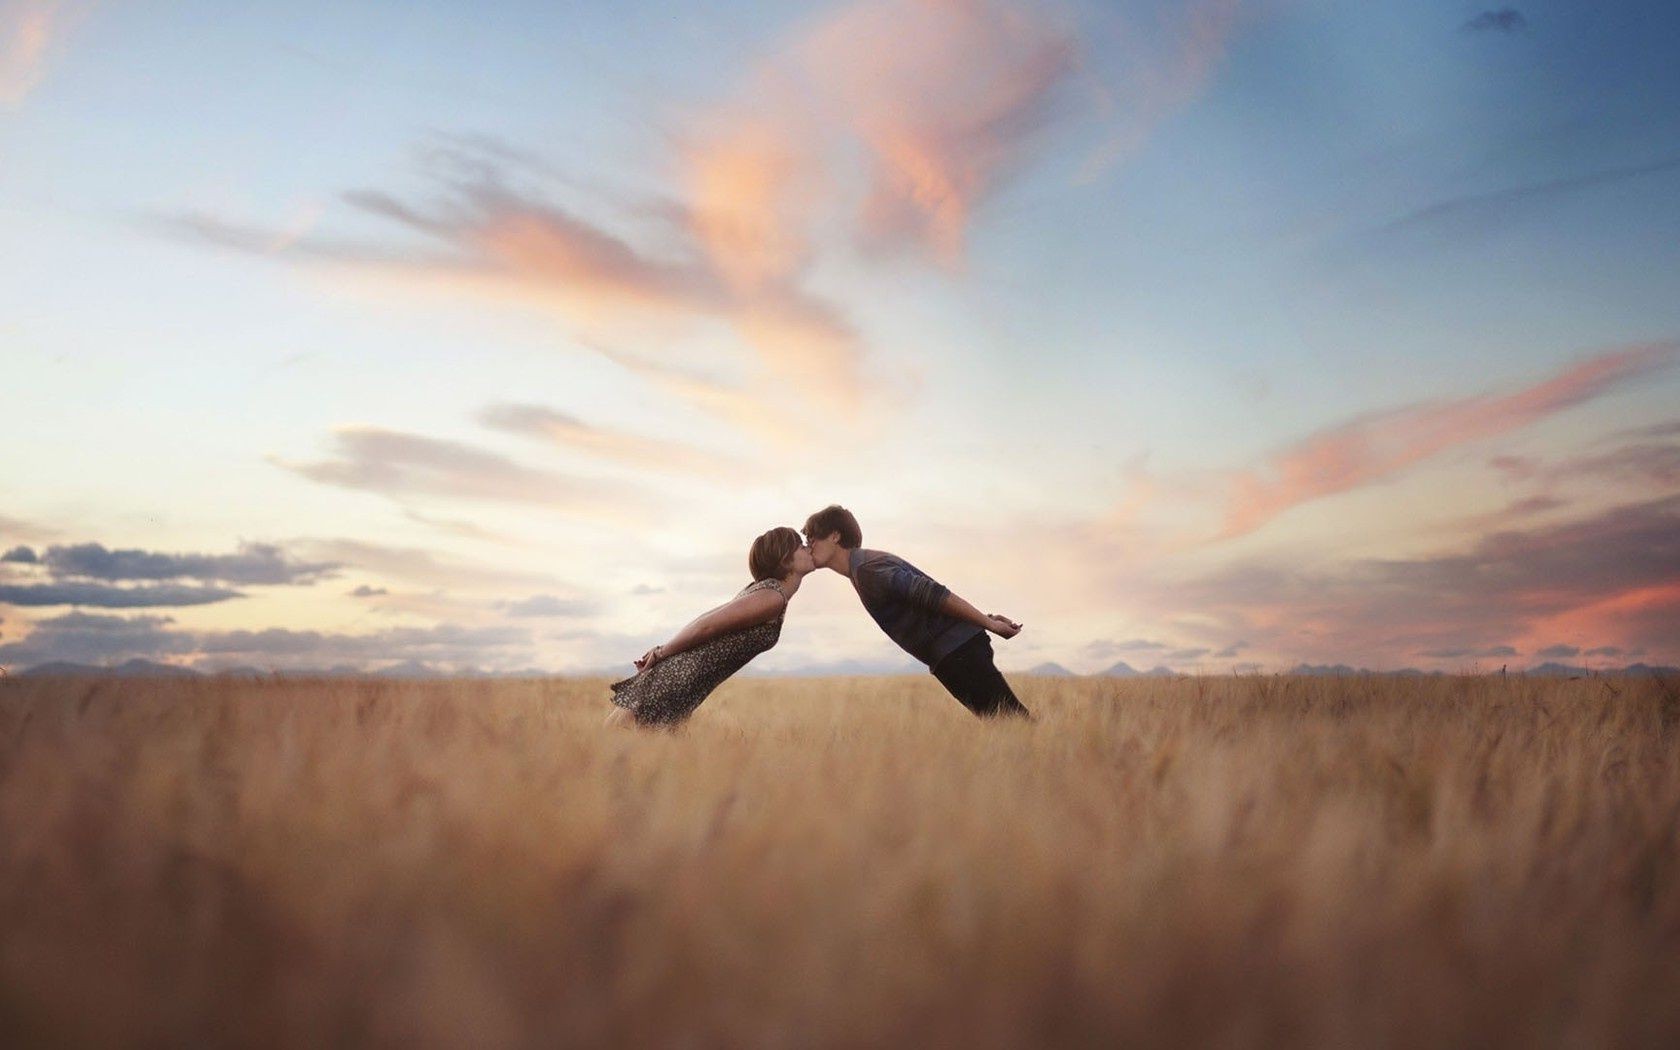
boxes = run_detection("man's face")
[806,531,840,567]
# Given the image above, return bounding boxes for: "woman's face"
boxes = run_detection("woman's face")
[787,544,816,575]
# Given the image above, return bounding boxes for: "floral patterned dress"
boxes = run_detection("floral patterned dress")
[609,578,787,727]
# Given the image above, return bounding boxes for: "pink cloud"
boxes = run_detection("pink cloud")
[160,2,1244,438]
[1180,494,1680,668]
[1219,342,1680,539]
[683,0,1079,274]
[1,0,85,106]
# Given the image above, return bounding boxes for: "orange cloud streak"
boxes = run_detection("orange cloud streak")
[1219,342,1680,540]
[273,189,867,424]
[1513,579,1680,660]
[1,0,76,106]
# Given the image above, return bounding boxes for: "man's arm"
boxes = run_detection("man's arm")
[856,558,949,612]
[859,556,1023,638]
[938,591,1022,638]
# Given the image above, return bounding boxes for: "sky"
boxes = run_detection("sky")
[2,0,1678,676]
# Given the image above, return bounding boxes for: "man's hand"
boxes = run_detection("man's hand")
[986,614,1022,639]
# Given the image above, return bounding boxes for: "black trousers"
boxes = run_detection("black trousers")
[930,633,1032,719]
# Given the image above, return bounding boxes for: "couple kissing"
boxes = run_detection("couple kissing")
[605,504,1031,728]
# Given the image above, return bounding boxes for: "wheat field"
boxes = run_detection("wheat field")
[1,672,1677,1048]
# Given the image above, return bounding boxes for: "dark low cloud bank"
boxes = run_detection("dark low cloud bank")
[0,613,535,671]
[0,582,242,608]
[40,541,338,584]
[1417,645,1519,659]
[0,539,338,609]
[0,612,192,665]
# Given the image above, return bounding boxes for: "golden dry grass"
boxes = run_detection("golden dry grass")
[2,672,1678,1048]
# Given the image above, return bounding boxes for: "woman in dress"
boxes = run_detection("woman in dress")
[605,526,814,728]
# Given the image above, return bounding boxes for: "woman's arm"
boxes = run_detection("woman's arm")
[637,588,786,668]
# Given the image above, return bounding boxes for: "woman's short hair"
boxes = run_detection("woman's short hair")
[749,526,804,581]
[802,504,861,549]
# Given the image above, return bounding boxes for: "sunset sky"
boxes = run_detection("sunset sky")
[3,0,1678,676]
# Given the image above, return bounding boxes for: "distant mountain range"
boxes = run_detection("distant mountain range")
[1524,662,1678,677]
[1026,662,1076,676]
[1099,661,1179,678]
[9,659,1676,679]
[18,658,201,678]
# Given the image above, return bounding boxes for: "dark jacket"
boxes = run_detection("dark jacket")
[847,548,983,669]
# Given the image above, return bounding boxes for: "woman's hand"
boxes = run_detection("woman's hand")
[634,644,664,671]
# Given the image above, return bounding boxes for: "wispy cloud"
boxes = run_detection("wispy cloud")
[0,513,59,544]
[159,166,871,422]
[1615,420,1680,441]
[1547,438,1680,489]
[1461,8,1527,34]
[493,594,595,618]
[1079,637,1170,662]
[291,537,570,593]
[399,507,516,544]
[1218,342,1680,539]
[1376,154,1680,237]
[194,621,530,664]
[476,402,745,477]
[272,425,645,516]
[1075,0,1244,180]
[155,2,1242,439]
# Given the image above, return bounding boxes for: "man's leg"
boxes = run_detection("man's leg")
[931,635,1033,719]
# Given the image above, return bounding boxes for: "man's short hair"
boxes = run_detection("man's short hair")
[749,526,804,581]
[803,504,862,549]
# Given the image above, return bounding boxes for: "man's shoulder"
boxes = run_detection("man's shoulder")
[851,548,903,572]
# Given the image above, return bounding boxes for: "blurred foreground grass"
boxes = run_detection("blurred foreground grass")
[2,673,1678,1048]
